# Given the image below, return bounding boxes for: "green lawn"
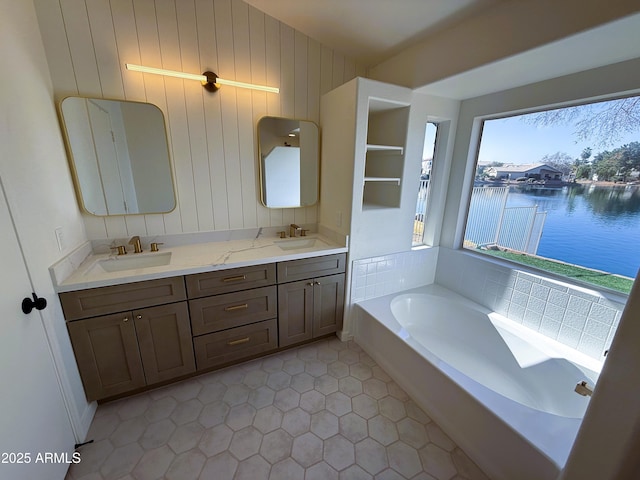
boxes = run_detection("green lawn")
[480,249,634,294]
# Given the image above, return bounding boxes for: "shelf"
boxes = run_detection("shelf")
[362,202,397,211]
[366,144,404,154]
[363,177,401,186]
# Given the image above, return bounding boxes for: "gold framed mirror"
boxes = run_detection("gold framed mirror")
[257,116,319,208]
[59,96,176,216]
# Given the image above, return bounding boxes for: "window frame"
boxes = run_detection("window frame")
[413,122,440,246]
[457,94,640,297]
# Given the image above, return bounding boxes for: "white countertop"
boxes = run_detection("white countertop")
[55,233,347,292]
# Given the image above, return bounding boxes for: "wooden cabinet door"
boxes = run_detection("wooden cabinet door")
[134,302,195,384]
[278,280,314,347]
[313,274,345,337]
[67,312,145,401]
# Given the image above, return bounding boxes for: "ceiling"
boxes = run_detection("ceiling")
[243,0,499,67]
[244,1,640,100]
[417,11,640,99]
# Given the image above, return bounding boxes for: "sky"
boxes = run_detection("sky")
[476,105,639,165]
[421,98,640,164]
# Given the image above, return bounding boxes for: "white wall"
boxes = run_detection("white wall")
[120,101,174,212]
[560,273,640,479]
[33,0,366,240]
[434,58,640,478]
[0,0,92,439]
[369,0,640,90]
[319,78,459,338]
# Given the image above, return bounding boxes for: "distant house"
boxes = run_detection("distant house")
[486,163,563,181]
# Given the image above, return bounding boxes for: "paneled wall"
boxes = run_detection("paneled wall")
[34,0,366,240]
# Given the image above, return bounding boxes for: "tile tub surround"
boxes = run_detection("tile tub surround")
[350,247,438,303]
[65,338,488,480]
[436,249,627,361]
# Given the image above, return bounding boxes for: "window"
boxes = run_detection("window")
[464,95,640,294]
[413,122,438,245]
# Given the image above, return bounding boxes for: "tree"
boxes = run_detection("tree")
[580,147,592,163]
[575,164,591,179]
[540,151,573,175]
[590,142,640,181]
[614,141,640,179]
[573,147,593,179]
[523,96,640,148]
[592,152,617,181]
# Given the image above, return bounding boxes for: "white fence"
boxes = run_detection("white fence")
[413,178,430,244]
[464,186,546,254]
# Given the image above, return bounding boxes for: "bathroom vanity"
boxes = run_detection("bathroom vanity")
[55,235,346,401]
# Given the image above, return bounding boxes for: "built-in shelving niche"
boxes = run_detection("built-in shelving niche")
[363,100,410,210]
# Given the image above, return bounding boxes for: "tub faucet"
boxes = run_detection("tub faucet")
[289,224,301,237]
[574,381,593,397]
[128,235,143,253]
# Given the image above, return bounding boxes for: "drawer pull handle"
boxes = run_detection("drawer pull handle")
[223,275,246,282]
[123,317,129,323]
[227,337,250,346]
[225,303,249,312]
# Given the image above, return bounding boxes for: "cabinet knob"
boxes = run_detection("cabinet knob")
[21,292,47,314]
[307,282,314,286]
[136,315,142,320]
[123,317,129,323]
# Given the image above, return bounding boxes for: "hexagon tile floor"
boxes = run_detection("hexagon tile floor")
[65,338,490,480]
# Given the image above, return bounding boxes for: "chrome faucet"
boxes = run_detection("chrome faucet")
[574,381,593,397]
[289,224,301,237]
[128,235,143,253]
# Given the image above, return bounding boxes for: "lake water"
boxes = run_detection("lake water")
[506,185,640,279]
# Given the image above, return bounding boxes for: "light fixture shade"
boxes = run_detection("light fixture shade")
[216,77,279,93]
[125,64,278,93]
[125,64,206,82]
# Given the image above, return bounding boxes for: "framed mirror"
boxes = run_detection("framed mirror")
[257,116,319,208]
[60,96,176,216]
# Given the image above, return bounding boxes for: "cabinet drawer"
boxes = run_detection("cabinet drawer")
[277,253,346,283]
[194,318,278,370]
[189,286,277,336]
[60,277,186,321]
[186,263,276,298]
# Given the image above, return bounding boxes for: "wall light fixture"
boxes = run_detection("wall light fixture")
[125,64,279,93]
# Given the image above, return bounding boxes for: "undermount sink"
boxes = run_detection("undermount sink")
[95,252,172,272]
[274,237,326,250]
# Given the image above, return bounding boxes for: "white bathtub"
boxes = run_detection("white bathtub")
[354,284,602,480]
